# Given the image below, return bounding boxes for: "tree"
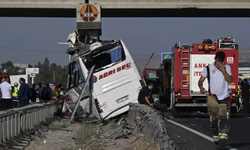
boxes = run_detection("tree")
[34,58,68,88]
[1,59,68,88]
[1,61,21,75]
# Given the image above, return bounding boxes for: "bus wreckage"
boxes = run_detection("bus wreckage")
[63,31,143,120]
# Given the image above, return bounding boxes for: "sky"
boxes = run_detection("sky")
[0,17,249,66]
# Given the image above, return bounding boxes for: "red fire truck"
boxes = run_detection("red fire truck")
[0,71,9,82]
[144,37,239,117]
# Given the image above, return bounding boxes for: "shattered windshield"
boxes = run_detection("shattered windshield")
[82,45,126,72]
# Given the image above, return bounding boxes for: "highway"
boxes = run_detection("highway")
[164,113,250,150]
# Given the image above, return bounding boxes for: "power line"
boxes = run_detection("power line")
[0,46,65,54]
[132,55,152,56]
[0,46,158,56]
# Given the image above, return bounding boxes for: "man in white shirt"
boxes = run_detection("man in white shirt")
[198,51,232,150]
[0,77,13,110]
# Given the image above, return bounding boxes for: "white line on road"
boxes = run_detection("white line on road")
[165,119,237,150]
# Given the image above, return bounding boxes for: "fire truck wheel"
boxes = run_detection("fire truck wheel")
[172,106,181,118]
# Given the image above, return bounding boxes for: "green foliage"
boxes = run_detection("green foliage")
[1,58,68,88]
[0,61,21,75]
[34,58,68,88]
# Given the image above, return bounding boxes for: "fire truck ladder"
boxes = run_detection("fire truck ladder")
[181,44,190,97]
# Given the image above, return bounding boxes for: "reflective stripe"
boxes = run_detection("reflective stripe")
[219,133,228,140]
[219,133,228,136]
[13,87,18,96]
[213,136,219,142]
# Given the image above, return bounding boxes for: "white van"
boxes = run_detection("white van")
[65,40,143,120]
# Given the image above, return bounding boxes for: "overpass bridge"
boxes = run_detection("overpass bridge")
[1,0,250,17]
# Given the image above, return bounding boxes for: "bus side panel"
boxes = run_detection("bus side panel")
[120,40,142,81]
[98,77,141,119]
[93,42,142,119]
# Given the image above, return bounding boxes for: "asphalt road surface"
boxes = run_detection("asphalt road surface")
[164,113,250,150]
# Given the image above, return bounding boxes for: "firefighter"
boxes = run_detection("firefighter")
[237,82,242,111]
[51,84,64,103]
[198,51,232,150]
[12,82,18,99]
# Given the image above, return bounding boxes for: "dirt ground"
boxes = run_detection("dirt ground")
[24,117,160,150]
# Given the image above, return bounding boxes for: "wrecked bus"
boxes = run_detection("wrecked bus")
[65,39,143,120]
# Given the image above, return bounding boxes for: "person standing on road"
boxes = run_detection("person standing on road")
[138,83,155,107]
[0,79,2,100]
[241,79,250,113]
[30,84,37,102]
[36,82,44,100]
[17,78,30,107]
[12,82,19,99]
[46,84,52,100]
[0,77,13,110]
[198,51,232,150]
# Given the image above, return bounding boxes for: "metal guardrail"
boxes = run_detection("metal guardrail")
[127,103,176,150]
[0,103,59,145]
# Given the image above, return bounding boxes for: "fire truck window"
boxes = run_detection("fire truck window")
[146,70,159,81]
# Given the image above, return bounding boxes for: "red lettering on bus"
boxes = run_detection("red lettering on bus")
[104,72,108,77]
[122,65,126,70]
[126,63,131,69]
[99,74,103,80]
[117,67,121,72]
[108,70,113,76]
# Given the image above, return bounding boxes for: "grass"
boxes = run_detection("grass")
[76,123,97,145]
[49,123,72,132]
[110,123,118,130]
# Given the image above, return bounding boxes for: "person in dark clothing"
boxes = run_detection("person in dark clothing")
[42,86,49,100]
[30,84,37,102]
[17,78,30,107]
[138,83,154,106]
[241,79,250,113]
[36,82,44,100]
[46,84,52,100]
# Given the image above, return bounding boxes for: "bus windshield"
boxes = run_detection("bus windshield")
[82,45,126,72]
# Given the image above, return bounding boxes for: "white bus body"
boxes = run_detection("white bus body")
[65,40,143,120]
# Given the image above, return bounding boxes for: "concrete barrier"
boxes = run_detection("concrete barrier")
[0,103,58,145]
[127,103,176,150]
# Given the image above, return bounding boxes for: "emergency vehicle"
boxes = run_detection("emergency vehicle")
[0,71,9,82]
[65,38,143,120]
[144,37,239,117]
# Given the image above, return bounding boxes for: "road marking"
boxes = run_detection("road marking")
[165,119,237,150]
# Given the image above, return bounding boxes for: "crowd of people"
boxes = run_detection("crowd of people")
[0,77,64,111]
